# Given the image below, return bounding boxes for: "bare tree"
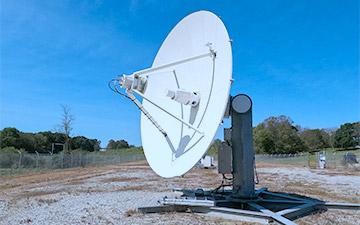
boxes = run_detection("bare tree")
[324,128,336,149]
[59,105,74,152]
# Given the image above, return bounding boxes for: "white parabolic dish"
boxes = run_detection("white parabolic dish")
[141,10,232,178]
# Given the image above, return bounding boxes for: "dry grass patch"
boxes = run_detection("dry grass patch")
[65,179,84,185]
[298,209,360,225]
[81,188,107,193]
[18,189,65,199]
[0,183,20,190]
[124,208,139,217]
[276,181,359,203]
[114,185,150,192]
[37,198,58,205]
[101,177,139,183]
[315,169,360,176]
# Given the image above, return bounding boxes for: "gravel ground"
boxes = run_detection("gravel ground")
[0,161,359,225]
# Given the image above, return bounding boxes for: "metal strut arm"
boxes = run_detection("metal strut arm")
[126,91,168,137]
[132,89,204,135]
[131,51,215,77]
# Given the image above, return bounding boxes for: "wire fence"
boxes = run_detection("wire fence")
[255,149,360,170]
[0,151,145,176]
[1,149,359,176]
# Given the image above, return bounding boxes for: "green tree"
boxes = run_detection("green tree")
[300,129,331,151]
[0,127,21,149]
[334,122,360,148]
[116,140,129,149]
[323,128,336,149]
[39,131,66,153]
[33,133,48,153]
[107,139,116,149]
[354,122,360,147]
[106,139,130,149]
[18,133,36,153]
[71,136,101,152]
[253,116,307,154]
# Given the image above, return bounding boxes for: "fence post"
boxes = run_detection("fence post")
[16,150,22,169]
[35,151,39,169]
[61,152,64,168]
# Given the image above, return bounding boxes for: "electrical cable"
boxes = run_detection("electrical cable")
[211,173,233,194]
[108,79,131,100]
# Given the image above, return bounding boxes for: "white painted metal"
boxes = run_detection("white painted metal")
[200,155,214,168]
[319,152,326,169]
[126,91,167,137]
[166,89,200,107]
[141,10,232,177]
[132,51,214,77]
[134,89,204,135]
[120,75,147,93]
[162,198,215,207]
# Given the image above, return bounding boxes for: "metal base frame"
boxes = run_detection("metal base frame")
[138,187,360,225]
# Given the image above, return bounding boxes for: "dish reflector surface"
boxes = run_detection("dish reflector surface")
[141,11,232,177]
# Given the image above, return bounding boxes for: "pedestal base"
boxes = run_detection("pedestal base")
[138,187,360,225]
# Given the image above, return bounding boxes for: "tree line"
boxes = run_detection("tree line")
[0,128,101,153]
[0,127,135,154]
[0,105,136,154]
[1,116,359,155]
[253,116,359,154]
[209,116,359,154]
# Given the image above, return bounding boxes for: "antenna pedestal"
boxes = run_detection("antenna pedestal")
[230,94,255,198]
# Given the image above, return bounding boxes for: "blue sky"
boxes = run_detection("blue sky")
[1,0,359,147]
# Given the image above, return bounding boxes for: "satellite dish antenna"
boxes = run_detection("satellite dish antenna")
[109,10,360,224]
[110,10,232,178]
